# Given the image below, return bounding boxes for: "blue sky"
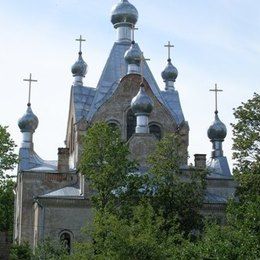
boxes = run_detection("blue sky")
[0,0,259,169]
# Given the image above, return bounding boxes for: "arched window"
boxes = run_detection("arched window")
[107,120,120,132]
[149,124,162,140]
[60,231,72,254]
[127,109,136,140]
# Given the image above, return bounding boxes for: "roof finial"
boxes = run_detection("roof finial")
[75,35,86,54]
[209,83,223,113]
[164,41,174,61]
[23,73,37,107]
[135,52,150,85]
[131,24,138,43]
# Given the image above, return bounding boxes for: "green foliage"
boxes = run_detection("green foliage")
[231,93,260,200]
[72,203,182,259]
[79,122,141,214]
[0,125,18,179]
[10,242,32,260]
[0,126,17,240]
[0,179,15,235]
[148,133,207,235]
[33,237,69,260]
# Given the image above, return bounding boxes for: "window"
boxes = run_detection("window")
[149,124,162,140]
[60,231,72,254]
[127,109,136,140]
[107,121,120,131]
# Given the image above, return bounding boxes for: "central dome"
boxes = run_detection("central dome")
[111,0,138,28]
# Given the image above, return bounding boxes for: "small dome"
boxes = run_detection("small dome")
[71,52,88,77]
[207,112,227,141]
[124,41,141,65]
[131,85,153,115]
[18,104,39,133]
[111,0,138,28]
[161,59,178,82]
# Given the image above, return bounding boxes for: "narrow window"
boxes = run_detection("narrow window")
[127,109,136,140]
[60,232,71,254]
[149,124,162,140]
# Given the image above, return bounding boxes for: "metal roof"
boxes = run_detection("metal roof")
[73,41,185,125]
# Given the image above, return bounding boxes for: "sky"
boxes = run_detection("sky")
[0,0,259,172]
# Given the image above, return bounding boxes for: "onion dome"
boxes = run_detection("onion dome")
[161,59,178,82]
[207,111,227,141]
[131,85,153,115]
[124,41,141,65]
[18,104,39,133]
[71,52,88,77]
[111,0,138,28]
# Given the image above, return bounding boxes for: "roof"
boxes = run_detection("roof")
[207,156,232,178]
[73,85,96,122]
[73,41,185,125]
[204,191,228,204]
[18,148,58,172]
[39,186,82,198]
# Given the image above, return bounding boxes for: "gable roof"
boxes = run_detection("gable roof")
[72,41,185,126]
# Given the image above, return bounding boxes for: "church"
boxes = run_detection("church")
[14,0,235,251]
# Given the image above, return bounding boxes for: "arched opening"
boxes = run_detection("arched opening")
[149,124,162,140]
[60,232,72,254]
[107,120,120,132]
[126,109,136,140]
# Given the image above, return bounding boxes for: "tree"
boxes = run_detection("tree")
[148,133,207,235]
[79,122,141,215]
[33,238,69,260]
[9,242,32,260]
[0,179,15,239]
[0,125,18,179]
[0,125,18,243]
[72,203,183,260]
[231,93,260,199]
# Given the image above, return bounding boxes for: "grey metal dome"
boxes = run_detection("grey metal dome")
[18,104,39,133]
[161,59,178,82]
[124,41,141,65]
[71,52,87,77]
[207,112,227,141]
[111,0,138,28]
[131,85,153,115]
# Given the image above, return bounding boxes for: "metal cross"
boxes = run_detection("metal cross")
[164,41,174,60]
[23,73,37,105]
[210,83,223,112]
[135,52,150,84]
[75,35,86,53]
[131,24,138,42]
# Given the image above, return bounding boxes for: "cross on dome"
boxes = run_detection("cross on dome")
[75,35,86,53]
[210,83,223,113]
[23,73,37,106]
[164,41,174,60]
[131,24,138,42]
[135,52,150,84]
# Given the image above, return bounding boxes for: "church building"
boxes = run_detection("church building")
[14,0,235,252]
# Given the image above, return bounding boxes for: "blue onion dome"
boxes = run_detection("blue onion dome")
[124,41,141,65]
[111,0,138,28]
[131,84,154,115]
[161,59,178,82]
[71,52,88,77]
[207,111,227,141]
[18,104,39,133]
